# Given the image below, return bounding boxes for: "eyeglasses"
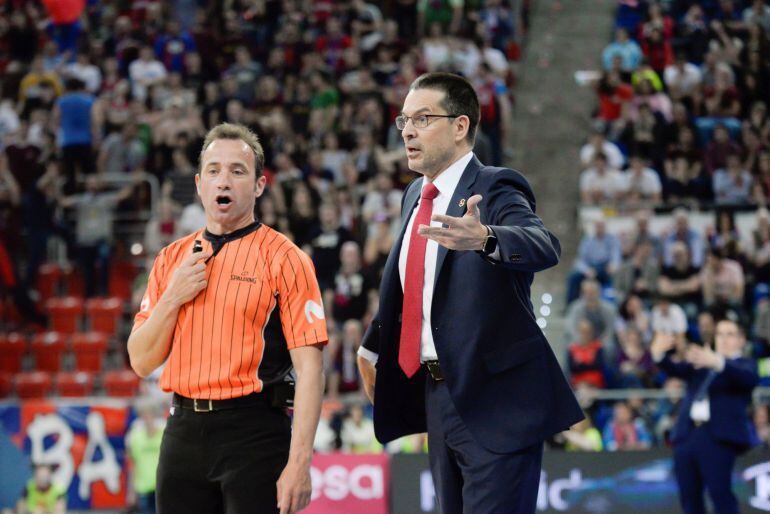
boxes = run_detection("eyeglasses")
[395,114,458,130]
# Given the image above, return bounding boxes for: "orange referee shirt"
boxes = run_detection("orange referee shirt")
[132,222,328,400]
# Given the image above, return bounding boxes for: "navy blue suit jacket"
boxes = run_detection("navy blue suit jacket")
[361,156,583,454]
[658,354,758,451]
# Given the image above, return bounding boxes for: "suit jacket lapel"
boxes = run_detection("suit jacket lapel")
[433,156,482,289]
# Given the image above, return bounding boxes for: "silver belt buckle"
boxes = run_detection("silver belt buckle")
[193,399,213,412]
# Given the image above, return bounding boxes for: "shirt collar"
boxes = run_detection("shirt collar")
[424,151,474,198]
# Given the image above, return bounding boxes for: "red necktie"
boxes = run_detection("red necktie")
[399,182,440,378]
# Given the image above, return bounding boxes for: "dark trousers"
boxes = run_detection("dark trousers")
[156,401,291,514]
[673,425,739,514]
[61,144,94,194]
[77,241,110,297]
[425,375,543,514]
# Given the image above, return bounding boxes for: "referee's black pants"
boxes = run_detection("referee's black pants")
[156,399,291,514]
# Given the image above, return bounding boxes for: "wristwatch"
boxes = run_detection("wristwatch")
[477,225,498,256]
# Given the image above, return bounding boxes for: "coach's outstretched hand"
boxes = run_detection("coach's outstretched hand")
[162,249,212,308]
[418,194,488,251]
[277,461,312,514]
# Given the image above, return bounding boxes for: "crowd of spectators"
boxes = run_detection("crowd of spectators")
[0,0,525,454]
[581,0,770,209]
[564,0,770,453]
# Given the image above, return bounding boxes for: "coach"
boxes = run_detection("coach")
[356,72,583,513]
[128,123,327,514]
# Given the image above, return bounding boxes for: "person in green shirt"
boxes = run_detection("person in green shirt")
[563,416,604,451]
[16,463,66,514]
[126,400,165,514]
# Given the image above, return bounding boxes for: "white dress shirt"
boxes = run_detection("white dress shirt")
[358,151,475,365]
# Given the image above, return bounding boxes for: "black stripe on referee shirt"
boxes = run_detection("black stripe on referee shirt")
[234,229,259,397]
[220,236,245,395]
[207,243,230,399]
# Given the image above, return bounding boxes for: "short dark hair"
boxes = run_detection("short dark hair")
[409,72,480,144]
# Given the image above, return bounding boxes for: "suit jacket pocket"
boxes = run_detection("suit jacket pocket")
[482,334,544,374]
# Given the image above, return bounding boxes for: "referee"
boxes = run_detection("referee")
[128,123,328,514]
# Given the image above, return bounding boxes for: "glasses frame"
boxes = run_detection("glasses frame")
[395,114,459,130]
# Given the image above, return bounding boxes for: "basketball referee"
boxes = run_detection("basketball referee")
[128,123,328,514]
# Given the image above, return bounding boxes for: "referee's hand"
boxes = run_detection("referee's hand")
[277,461,312,514]
[163,249,212,308]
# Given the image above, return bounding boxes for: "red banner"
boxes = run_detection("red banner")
[306,453,390,514]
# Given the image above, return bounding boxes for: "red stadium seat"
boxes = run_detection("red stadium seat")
[46,296,84,334]
[109,260,137,301]
[55,371,94,397]
[103,369,141,397]
[72,332,108,373]
[62,268,85,298]
[0,333,27,373]
[85,297,124,336]
[0,373,12,398]
[30,332,67,373]
[36,262,62,304]
[15,371,52,399]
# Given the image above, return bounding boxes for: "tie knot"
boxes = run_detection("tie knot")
[421,182,439,200]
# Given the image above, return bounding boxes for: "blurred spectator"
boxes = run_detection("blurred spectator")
[567,319,607,389]
[328,319,363,398]
[126,400,164,514]
[15,463,66,514]
[97,122,146,174]
[329,241,373,324]
[602,401,653,451]
[664,53,703,101]
[143,198,179,256]
[63,53,102,94]
[653,377,685,445]
[129,45,167,103]
[617,294,653,345]
[566,279,618,350]
[651,295,688,348]
[579,152,624,205]
[567,218,621,304]
[751,404,770,447]
[663,208,705,268]
[340,404,379,453]
[580,127,625,170]
[417,0,464,36]
[614,240,659,300]
[616,328,656,387]
[701,246,745,308]
[619,155,662,204]
[53,78,97,194]
[562,416,604,451]
[658,241,702,312]
[602,28,643,72]
[361,172,401,239]
[310,203,355,290]
[713,152,753,205]
[696,311,717,347]
[629,209,662,259]
[58,173,141,297]
[153,21,196,74]
[704,124,742,175]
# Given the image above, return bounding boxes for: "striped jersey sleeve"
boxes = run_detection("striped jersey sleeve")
[274,245,328,349]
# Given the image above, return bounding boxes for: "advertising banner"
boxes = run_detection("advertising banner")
[305,453,390,514]
[391,449,770,514]
[0,400,134,511]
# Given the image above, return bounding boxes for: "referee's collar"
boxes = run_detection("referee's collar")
[203,220,262,244]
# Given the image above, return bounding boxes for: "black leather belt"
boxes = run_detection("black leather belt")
[172,392,270,413]
[423,360,444,381]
